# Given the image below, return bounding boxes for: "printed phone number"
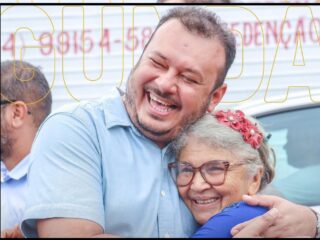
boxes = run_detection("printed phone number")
[2,26,154,57]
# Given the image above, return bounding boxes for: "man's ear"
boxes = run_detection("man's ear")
[10,101,29,128]
[248,168,263,195]
[207,84,227,113]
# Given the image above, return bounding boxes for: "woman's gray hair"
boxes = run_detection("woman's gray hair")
[172,111,275,191]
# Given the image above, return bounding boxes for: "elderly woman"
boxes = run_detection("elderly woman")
[168,109,275,238]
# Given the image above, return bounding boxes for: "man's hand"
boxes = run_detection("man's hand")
[1,225,24,238]
[232,207,278,238]
[231,195,317,238]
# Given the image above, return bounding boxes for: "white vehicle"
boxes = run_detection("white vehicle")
[238,90,320,210]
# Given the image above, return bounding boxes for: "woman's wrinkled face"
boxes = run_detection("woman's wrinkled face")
[177,139,261,225]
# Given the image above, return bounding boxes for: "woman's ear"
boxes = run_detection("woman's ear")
[247,168,263,195]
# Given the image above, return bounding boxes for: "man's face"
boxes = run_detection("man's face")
[125,19,227,147]
[0,108,14,161]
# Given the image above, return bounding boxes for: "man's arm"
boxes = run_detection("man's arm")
[1,220,107,239]
[231,208,279,238]
[21,113,106,237]
[231,195,317,238]
[37,218,103,238]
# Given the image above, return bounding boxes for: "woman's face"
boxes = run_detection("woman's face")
[177,139,261,225]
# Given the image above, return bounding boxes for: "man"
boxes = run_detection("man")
[21,7,318,238]
[1,60,52,235]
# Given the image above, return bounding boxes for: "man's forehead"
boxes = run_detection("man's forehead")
[142,19,185,54]
[153,19,185,38]
[151,18,215,45]
[147,19,204,51]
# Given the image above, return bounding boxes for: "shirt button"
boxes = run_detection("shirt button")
[164,233,170,238]
[160,190,166,197]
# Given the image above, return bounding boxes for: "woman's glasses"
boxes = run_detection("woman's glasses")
[168,160,247,187]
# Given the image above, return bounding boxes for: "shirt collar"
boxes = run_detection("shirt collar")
[1,155,31,183]
[103,87,174,147]
[103,88,132,129]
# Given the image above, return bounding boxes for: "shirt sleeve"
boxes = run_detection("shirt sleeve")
[21,112,105,238]
[191,202,268,238]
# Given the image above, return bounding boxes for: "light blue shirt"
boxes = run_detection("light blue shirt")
[1,155,31,231]
[21,90,198,238]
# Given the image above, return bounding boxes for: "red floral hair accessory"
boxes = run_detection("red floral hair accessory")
[214,110,264,149]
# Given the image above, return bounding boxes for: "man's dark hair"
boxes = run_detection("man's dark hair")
[145,7,236,89]
[1,60,52,127]
[157,0,231,4]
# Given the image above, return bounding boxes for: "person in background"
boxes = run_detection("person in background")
[1,60,52,237]
[20,6,319,238]
[169,110,275,237]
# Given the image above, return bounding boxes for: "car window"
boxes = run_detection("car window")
[257,106,320,206]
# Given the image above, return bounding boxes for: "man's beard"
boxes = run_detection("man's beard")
[125,77,165,136]
[0,120,14,161]
[124,70,212,140]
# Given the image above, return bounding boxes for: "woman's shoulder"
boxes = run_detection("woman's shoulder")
[219,201,268,216]
[203,201,269,230]
[191,201,269,238]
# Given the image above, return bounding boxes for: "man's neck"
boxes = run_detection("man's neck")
[122,96,172,149]
[3,157,21,171]
[3,145,29,171]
